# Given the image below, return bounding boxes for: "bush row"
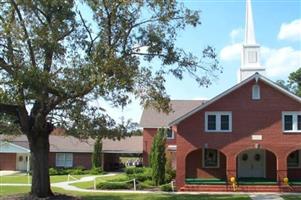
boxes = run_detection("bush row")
[49,167,103,175]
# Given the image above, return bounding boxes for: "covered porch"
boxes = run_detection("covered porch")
[0,141,31,172]
[183,147,301,192]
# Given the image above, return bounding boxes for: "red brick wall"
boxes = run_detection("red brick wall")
[143,127,176,166]
[0,153,16,170]
[186,149,226,179]
[266,150,277,180]
[73,153,92,169]
[175,80,301,188]
[48,152,92,169]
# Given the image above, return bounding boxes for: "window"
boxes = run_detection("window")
[207,115,216,130]
[248,51,257,63]
[203,149,219,168]
[282,112,301,132]
[288,150,300,168]
[221,115,229,130]
[252,84,260,100]
[56,153,73,168]
[166,128,175,139]
[205,112,232,132]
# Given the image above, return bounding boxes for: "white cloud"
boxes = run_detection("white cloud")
[278,19,301,41]
[220,43,241,61]
[263,47,301,78]
[230,28,244,43]
[220,43,301,78]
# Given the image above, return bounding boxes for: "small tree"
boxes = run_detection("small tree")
[150,128,166,185]
[92,137,102,169]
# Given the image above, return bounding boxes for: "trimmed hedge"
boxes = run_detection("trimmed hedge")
[125,167,146,175]
[48,167,103,176]
[96,181,132,190]
[160,183,173,192]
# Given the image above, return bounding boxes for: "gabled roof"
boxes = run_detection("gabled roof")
[169,73,301,126]
[139,100,207,128]
[102,136,142,154]
[0,141,30,153]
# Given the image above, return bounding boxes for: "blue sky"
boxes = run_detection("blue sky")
[99,0,301,124]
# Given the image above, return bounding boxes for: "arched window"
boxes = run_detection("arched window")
[252,84,260,100]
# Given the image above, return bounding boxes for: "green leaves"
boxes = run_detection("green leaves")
[0,0,220,137]
[150,128,167,186]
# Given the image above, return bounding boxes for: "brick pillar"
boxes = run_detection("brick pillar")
[226,154,237,183]
[175,151,186,190]
[277,154,287,185]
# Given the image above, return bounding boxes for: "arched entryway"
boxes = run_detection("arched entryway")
[287,149,301,180]
[185,148,227,180]
[237,148,277,180]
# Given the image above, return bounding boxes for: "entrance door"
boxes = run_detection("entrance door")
[237,149,265,178]
[16,153,28,171]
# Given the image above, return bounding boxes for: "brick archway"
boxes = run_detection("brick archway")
[287,149,301,180]
[185,148,227,180]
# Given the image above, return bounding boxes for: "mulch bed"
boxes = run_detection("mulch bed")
[0,194,82,200]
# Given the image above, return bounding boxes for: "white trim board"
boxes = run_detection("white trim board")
[169,73,301,126]
[0,142,30,153]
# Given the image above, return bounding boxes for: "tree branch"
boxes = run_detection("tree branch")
[10,0,36,67]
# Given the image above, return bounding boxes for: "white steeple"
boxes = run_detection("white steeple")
[238,0,265,82]
[245,0,256,45]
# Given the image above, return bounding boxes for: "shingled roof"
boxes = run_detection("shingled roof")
[0,135,142,154]
[139,100,207,128]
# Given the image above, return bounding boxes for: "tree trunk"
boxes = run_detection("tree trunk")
[28,133,53,198]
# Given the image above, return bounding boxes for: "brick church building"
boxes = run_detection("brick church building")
[140,0,301,192]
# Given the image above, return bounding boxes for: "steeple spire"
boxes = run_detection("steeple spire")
[238,0,265,82]
[245,0,256,45]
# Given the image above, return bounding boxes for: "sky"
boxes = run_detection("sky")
[97,0,301,125]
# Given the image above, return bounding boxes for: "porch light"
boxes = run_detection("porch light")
[254,143,260,149]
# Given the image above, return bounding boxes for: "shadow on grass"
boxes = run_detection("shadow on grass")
[82,194,251,200]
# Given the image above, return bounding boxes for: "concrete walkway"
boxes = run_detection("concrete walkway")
[249,194,284,200]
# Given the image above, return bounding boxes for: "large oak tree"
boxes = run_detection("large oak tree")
[0,0,220,197]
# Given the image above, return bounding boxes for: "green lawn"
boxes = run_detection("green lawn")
[71,173,128,189]
[0,186,251,200]
[282,196,301,200]
[0,174,92,184]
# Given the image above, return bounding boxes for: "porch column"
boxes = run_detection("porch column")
[226,154,236,182]
[175,151,186,190]
[277,154,287,185]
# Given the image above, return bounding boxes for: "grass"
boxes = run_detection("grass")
[71,173,129,189]
[282,196,301,200]
[0,186,252,200]
[0,174,92,184]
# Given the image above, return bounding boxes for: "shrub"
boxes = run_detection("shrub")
[125,167,145,175]
[96,181,132,190]
[165,169,176,183]
[160,183,173,192]
[49,168,59,176]
[66,166,87,175]
[88,167,103,175]
[150,128,166,185]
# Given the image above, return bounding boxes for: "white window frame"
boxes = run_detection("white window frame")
[252,84,261,100]
[288,150,301,169]
[205,112,232,132]
[202,149,220,168]
[166,128,175,139]
[282,112,301,133]
[56,153,73,168]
